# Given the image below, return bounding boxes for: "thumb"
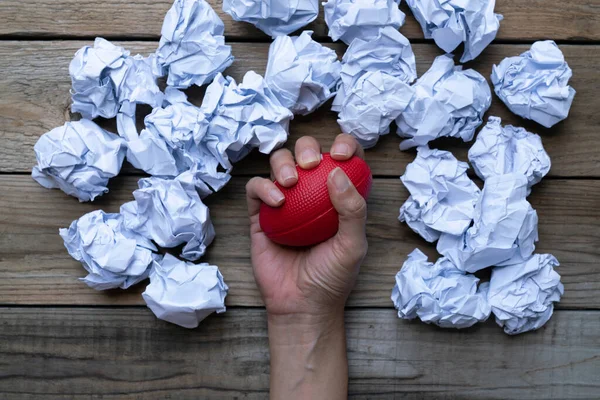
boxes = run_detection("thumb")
[327,167,368,250]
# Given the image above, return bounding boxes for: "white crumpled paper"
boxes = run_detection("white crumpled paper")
[200,72,294,168]
[60,210,157,290]
[332,26,416,111]
[120,176,215,261]
[115,54,165,141]
[70,38,129,119]
[491,40,576,128]
[391,249,491,328]
[223,0,319,38]
[32,120,126,202]
[406,0,502,62]
[70,38,163,132]
[338,70,414,148]
[126,88,231,197]
[437,173,539,273]
[488,254,563,335]
[323,0,405,45]
[469,116,551,190]
[399,146,481,242]
[396,54,491,150]
[265,31,341,115]
[143,253,228,328]
[157,0,234,89]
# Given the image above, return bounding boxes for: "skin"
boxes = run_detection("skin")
[245,134,368,400]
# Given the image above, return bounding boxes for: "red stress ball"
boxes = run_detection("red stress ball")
[259,153,372,247]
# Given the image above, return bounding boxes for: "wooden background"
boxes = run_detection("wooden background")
[1,0,599,398]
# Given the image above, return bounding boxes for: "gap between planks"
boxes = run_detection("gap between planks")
[3,37,600,46]
[0,304,598,312]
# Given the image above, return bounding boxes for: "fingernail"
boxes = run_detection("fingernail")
[280,165,297,184]
[300,148,319,166]
[331,167,350,193]
[331,143,350,157]
[269,188,285,203]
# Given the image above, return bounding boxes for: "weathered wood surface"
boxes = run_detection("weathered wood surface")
[1,0,598,398]
[2,0,600,41]
[1,175,598,308]
[0,307,598,399]
[1,41,598,177]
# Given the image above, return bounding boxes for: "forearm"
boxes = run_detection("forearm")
[267,311,348,400]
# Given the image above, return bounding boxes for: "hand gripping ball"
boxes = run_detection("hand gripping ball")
[259,153,372,247]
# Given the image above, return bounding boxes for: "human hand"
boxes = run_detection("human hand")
[246,134,368,399]
[245,134,368,318]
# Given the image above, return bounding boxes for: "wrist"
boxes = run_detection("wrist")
[267,310,348,399]
[267,310,345,347]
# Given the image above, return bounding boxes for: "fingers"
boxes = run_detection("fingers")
[245,177,285,217]
[327,167,368,258]
[330,134,365,161]
[269,148,298,187]
[294,136,321,170]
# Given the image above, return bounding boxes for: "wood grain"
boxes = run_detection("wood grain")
[1,175,598,308]
[1,41,598,177]
[1,0,599,41]
[0,307,598,399]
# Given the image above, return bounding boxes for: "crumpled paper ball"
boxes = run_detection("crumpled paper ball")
[32,120,126,202]
[437,173,539,273]
[69,38,129,119]
[157,0,234,89]
[120,176,215,261]
[491,40,576,128]
[70,38,163,125]
[115,54,165,141]
[337,70,414,149]
[396,54,491,150]
[488,254,563,335]
[391,249,491,328]
[406,0,502,62]
[125,88,231,197]
[200,72,294,169]
[332,26,416,111]
[265,31,341,115]
[323,0,405,45]
[468,116,551,190]
[60,210,157,290]
[399,146,481,242]
[223,0,319,38]
[143,253,229,328]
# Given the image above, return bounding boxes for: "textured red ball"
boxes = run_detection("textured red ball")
[259,153,372,247]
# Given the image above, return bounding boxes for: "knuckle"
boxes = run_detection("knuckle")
[245,177,260,192]
[261,179,274,192]
[345,195,367,218]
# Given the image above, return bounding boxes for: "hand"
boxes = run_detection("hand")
[246,134,368,400]
[245,134,368,318]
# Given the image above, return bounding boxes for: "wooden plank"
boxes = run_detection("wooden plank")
[0,307,597,399]
[1,0,599,41]
[1,175,598,309]
[0,41,598,177]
